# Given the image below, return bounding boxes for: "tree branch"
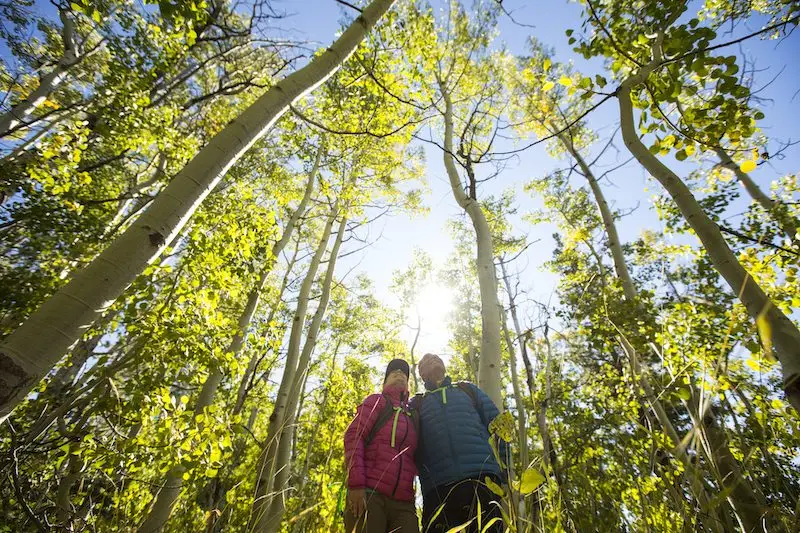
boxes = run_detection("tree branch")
[334,0,362,13]
[719,225,799,256]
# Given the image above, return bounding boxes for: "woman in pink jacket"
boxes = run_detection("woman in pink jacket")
[343,359,419,533]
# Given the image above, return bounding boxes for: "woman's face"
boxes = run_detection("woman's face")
[385,368,408,389]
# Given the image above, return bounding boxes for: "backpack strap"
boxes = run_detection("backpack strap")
[363,394,394,447]
[454,381,478,408]
[408,393,424,437]
[455,381,490,427]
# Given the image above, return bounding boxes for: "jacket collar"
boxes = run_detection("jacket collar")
[381,383,409,404]
[424,375,452,392]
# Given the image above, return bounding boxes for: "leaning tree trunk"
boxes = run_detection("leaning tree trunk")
[0,0,397,423]
[0,67,70,137]
[560,134,637,300]
[440,87,503,407]
[618,75,800,412]
[714,147,797,243]
[252,215,347,533]
[136,162,318,533]
[248,206,338,529]
[568,129,756,529]
[0,11,82,138]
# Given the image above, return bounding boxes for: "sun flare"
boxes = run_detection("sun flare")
[407,283,455,360]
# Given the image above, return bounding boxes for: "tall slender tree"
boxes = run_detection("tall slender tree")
[0,0,399,421]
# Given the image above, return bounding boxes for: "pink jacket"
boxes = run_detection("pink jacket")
[343,383,418,502]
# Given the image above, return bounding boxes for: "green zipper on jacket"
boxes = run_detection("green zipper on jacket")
[429,385,448,404]
[390,407,402,447]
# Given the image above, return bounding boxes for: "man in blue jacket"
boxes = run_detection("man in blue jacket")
[411,353,505,532]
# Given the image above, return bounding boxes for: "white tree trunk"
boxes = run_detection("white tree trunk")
[571,174,716,515]
[136,164,318,533]
[618,84,800,412]
[0,10,82,138]
[714,147,797,242]
[561,135,637,301]
[248,207,338,529]
[251,215,346,533]
[0,0,397,422]
[0,68,70,137]
[441,88,503,407]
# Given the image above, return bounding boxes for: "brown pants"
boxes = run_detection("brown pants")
[343,491,420,533]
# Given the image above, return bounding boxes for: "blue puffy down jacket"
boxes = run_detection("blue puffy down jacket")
[411,376,506,497]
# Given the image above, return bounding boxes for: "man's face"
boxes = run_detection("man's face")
[418,353,446,384]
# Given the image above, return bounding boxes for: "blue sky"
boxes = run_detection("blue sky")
[273,0,800,357]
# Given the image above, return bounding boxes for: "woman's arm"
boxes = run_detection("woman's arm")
[343,393,385,489]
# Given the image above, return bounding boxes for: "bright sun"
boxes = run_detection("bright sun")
[407,284,454,359]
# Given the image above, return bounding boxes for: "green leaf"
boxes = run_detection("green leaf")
[488,411,515,442]
[519,468,545,495]
[209,446,221,462]
[445,519,475,533]
[485,476,504,496]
